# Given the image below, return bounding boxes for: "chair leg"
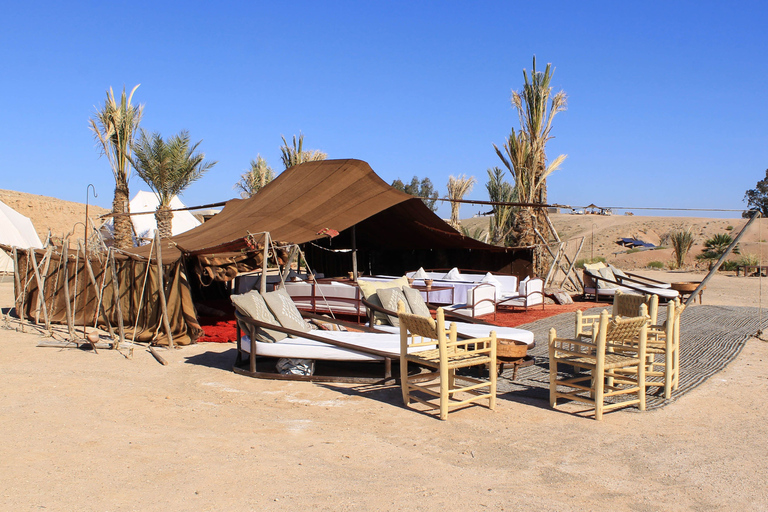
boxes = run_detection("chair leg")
[594,370,605,421]
[548,344,558,408]
[638,358,646,412]
[489,362,497,411]
[664,345,673,399]
[439,364,450,420]
[400,359,410,405]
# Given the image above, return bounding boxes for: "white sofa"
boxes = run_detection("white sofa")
[281,280,366,319]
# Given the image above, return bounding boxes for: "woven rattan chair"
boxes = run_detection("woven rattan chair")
[575,290,659,339]
[549,306,649,421]
[397,302,497,420]
[615,298,684,399]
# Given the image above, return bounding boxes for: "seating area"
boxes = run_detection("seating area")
[227,263,693,421]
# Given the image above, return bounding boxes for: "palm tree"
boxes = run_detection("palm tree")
[485,167,516,246]
[493,57,567,249]
[446,174,476,230]
[90,85,144,249]
[130,130,217,238]
[670,227,695,269]
[280,134,327,169]
[234,155,274,198]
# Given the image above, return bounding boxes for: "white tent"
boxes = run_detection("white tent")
[104,191,202,245]
[0,200,44,273]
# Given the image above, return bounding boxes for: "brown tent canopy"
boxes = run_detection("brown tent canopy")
[170,158,497,254]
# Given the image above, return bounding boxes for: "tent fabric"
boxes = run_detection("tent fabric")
[13,247,202,346]
[0,200,43,273]
[103,191,201,243]
[169,159,498,255]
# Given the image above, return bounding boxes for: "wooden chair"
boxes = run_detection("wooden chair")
[549,306,649,420]
[397,302,497,420]
[575,290,658,338]
[616,298,684,399]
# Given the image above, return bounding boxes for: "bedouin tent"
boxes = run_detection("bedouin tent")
[10,158,529,345]
[0,200,43,273]
[101,190,202,244]
[165,158,530,282]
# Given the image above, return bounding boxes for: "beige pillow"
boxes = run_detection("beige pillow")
[597,267,620,289]
[377,287,412,326]
[358,277,410,325]
[263,287,312,335]
[230,290,287,343]
[402,286,431,318]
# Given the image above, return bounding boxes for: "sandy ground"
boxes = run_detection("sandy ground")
[2,271,768,511]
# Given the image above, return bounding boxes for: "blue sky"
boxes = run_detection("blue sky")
[1,1,766,219]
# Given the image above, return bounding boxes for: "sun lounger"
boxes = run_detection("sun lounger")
[582,264,679,302]
[231,288,431,383]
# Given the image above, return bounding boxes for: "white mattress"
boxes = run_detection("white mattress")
[240,330,434,361]
[372,322,535,346]
[585,286,679,299]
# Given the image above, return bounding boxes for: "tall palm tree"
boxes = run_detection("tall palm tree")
[446,174,476,230]
[90,85,143,249]
[280,134,327,169]
[493,57,567,248]
[485,167,516,246]
[130,130,217,238]
[234,155,274,198]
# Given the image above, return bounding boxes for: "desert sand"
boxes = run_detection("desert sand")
[2,191,768,510]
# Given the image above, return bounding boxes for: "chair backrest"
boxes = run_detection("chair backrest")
[613,290,659,325]
[397,302,457,358]
[594,305,650,353]
[522,277,544,305]
[466,283,496,316]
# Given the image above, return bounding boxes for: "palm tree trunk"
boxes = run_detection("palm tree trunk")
[155,206,174,239]
[112,185,132,249]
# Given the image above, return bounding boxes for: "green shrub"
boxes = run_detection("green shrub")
[626,248,641,254]
[725,225,734,231]
[647,261,664,269]
[575,257,606,268]
[670,227,695,269]
[721,261,739,271]
[697,233,740,262]
[738,253,760,267]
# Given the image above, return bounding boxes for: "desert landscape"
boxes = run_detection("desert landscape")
[2,189,768,510]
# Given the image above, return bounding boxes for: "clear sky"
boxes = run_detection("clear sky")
[1,1,767,220]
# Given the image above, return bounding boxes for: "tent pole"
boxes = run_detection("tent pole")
[108,249,126,349]
[351,225,358,280]
[559,237,585,290]
[685,210,761,307]
[154,231,175,349]
[80,240,113,336]
[260,232,269,295]
[61,241,76,339]
[34,246,53,325]
[29,247,51,332]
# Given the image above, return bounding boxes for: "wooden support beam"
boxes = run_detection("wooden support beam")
[155,231,175,349]
[108,249,126,349]
[28,248,51,332]
[60,242,76,339]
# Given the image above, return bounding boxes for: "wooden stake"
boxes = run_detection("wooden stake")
[149,345,168,366]
[559,237,584,289]
[28,248,51,332]
[108,249,126,349]
[154,231,175,349]
[61,242,77,339]
[34,246,53,324]
[260,232,269,295]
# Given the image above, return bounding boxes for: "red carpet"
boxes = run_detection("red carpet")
[477,300,612,328]
[195,299,613,342]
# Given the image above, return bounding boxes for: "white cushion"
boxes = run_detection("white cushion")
[518,276,530,296]
[442,267,462,281]
[480,272,503,300]
[411,267,428,279]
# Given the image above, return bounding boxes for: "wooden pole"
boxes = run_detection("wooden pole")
[80,241,114,337]
[260,232,269,295]
[684,210,761,307]
[28,248,51,332]
[560,237,585,289]
[154,231,175,349]
[108,249,126,349]
[60,242,76,339]
[351,225,358,280]
[14,248,27,332]
[34,246,53,324]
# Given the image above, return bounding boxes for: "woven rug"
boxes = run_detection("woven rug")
[497,305,768,410]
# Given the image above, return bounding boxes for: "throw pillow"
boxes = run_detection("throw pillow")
[597,267,620,289]
[518,276,530,296]
[377,287,412,326]
[480,272,503,300]
[402,286,431,318]
[262,287,312,335]
[230,290,287,343]
[358,276,410,325]
[412,267,428,279]
[443,267,462,281]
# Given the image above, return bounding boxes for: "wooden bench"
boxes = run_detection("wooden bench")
[736,265,768,277]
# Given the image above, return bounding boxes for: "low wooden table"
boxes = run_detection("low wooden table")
[497,355,534,379]
[670,282,706,304]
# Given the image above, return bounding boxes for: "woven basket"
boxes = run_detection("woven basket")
[497,339,528,359]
